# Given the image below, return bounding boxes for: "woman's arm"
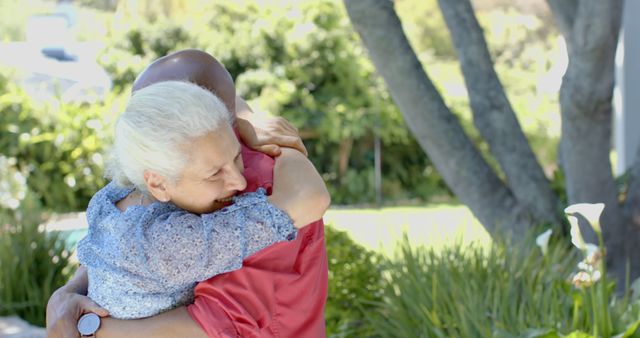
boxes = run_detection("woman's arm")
[235,96,308,156]
[235,96,327,225]
[268,147,331,227]
[46,267,206,338]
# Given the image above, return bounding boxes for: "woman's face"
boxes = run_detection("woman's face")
[165,124,247,214]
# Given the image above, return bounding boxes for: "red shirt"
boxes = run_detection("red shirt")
[187,145,328,338]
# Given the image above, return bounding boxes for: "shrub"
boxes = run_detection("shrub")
[368,230,640,337]
[0,193,76,326]
[325,225,385,337]
[0,76,121,212]
[95,0,451,206]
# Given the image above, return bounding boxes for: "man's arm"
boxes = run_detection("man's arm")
[235,95,253,120]
[268,147,331,227]
[46,268,206,338]
[46,266,107,337]
[97,307,207,338]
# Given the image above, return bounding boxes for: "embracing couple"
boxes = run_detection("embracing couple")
[46,49,331,338]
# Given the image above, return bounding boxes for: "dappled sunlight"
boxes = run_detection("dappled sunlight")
[325,205,491,257]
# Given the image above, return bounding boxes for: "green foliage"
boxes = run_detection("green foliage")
[99,20,192,93]
[0,193,76,326]
[397,0,562,175]
[73,0,566,206]
[325,226,384,337]
[562,203,640,338]
[0,73,119,211]
[395,0,456,59]
[368,231,640,337]
[95,0,450,205]
[210,0,446,204]
[1,0,565,207]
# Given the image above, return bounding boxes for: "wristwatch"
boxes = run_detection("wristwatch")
[77,313,101,337]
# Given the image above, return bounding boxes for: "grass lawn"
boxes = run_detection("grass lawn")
[324,204,491,258]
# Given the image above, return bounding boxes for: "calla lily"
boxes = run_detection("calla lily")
[535,229,552,255]
[585,243,599,258]
[572,271,594,288]
[564,203,605,234]
[567,215,587,251]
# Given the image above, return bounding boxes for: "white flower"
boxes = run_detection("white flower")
[536,229,553,255]
[572,270,601,288]
[585,243,599,258]
[567,214,600,255]
[577,261,593,272]
[572,271,593,288]
[567,215,587,251]
[564,203,605,234]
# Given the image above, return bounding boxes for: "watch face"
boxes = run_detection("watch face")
[77,313,101,335]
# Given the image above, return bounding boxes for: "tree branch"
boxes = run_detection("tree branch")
[545,0,578,40]
[437,0,562,225]
[343,0,532,235]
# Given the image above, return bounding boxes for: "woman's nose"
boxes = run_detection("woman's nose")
[225,166,247,192]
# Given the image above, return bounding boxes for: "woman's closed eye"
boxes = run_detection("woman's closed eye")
[207,153,241,181]
[205,169,221,181]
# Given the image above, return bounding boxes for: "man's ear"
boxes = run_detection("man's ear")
[143,170,170,202]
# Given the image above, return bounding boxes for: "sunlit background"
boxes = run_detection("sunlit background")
[1,0,639,337]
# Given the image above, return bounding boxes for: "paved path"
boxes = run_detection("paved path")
[0,317,45,338]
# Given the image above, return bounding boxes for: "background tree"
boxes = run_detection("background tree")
[343,0,639,284]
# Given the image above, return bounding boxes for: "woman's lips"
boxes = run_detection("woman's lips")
[215,196,234,203]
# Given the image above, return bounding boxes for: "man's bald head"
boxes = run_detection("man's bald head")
[132,49,236,116]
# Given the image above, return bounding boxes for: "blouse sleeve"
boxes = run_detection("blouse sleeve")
[142,188,296,287]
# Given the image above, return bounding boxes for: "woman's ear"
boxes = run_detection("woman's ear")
[143,170,170,202]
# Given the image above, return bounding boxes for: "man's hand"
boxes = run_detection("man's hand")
[46,286,109,338]
[237,116,308,157]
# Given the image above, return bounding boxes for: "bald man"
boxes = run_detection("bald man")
[132,49,306,156]
[47,49,327,338]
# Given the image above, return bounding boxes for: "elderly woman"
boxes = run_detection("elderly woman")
[47,50,331,337]
[74,79,329,321]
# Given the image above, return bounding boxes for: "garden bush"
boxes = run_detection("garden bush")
[95,0,451,206]
[0,159,76,326]
[0,74,123,212]
[325,225,385,337]
[369,230,640,338]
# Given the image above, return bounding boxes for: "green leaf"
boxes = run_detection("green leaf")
[494,328,560,338]
[563,331,593,338]
[521,328,561,338]
[613,318,640,338]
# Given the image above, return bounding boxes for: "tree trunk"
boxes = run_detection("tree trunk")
[547,0,640,284]
[343,0,533,236]
[338,137,353,182]
[437,0,562,226]
[344,0,640,284]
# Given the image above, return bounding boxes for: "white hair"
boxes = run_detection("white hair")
[105,81,232,191]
